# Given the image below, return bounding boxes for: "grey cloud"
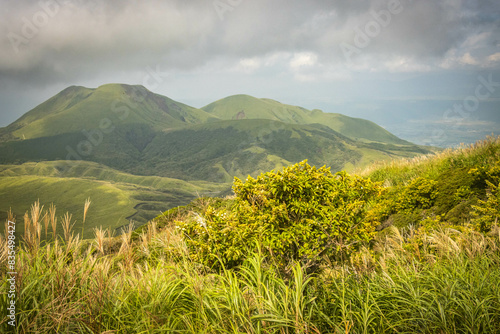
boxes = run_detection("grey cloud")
[0,0,499,127]
[1,0,498,79]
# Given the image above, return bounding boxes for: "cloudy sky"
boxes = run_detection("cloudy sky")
[1,0,499,145]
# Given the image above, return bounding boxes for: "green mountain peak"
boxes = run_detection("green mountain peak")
[202,94,409,145]
[2,84,217,141]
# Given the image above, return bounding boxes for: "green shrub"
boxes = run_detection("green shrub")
[472,180,500,232]
[468,160,500,232]
[395,177,438,212]
[179,160,382,270]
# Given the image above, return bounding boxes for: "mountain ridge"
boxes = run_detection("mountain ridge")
[0,83,433,182]
[202,94,411,146]
[0,84,218,141]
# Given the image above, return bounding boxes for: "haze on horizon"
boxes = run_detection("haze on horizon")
[1,0,499,147]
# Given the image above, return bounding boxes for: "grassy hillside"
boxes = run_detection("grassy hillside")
[0,176,135,238]
[134,119,428,182]
[0,117,429,182]
[358,136,500,229]
[0,161,228,238]
[203,94,412,145]
[1,84,217,141]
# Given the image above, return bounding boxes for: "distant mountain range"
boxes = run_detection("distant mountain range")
[0,84,435,234]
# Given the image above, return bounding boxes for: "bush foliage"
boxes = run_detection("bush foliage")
[472,180,500,232]
[395,177,438,212]
[178,160,382,270]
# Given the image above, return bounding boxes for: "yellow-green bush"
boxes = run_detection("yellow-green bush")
[395,177,438,212]
[472,180,500,232]
[179,160,383,271]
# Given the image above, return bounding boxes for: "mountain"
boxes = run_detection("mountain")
[0,84,218,172]
[1,84,216,141]
[0,84,431,182]
[134,119,429,182]
[202,94,410,145]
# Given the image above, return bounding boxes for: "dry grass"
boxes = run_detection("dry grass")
[93,226,107,255]
[61,212,74,244]
[21,201,44,253]
[118,222,135,271]
[83,197,91,224]
[0,234,7,266]
[49,203,57,238]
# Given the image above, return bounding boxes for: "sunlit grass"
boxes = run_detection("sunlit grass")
[359,135,500,186]
[0,200,499,333]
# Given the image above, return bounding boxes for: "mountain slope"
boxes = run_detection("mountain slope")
[134,119,428,182]
[0,84,221,171]
[0,83,218,141]
[202,94,410,145]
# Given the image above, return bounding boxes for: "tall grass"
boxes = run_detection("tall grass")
[1,201,500,333]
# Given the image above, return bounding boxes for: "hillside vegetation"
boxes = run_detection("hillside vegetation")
[143,136,500,271]
[203,94,410,145]
[1,136,499,333]
[363,135,500,231]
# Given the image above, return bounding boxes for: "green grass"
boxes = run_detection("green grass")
[360,136,500,185]
[0,175,135,237]
[1,215,499,333]
[352,136,500,232]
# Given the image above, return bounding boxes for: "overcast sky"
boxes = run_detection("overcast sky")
[1,0,499,144]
